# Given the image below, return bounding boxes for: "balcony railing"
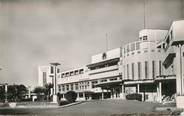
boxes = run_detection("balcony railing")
[88,65,119,75]
[163,46,176,68]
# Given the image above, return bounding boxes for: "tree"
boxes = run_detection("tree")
[6,84,28,102]
[44,83,53,101]
[16,85,28,101]
[33,86,47,101]
[64,91,77,103]
[0,85,5,102]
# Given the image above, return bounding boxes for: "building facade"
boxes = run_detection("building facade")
[38,20,184,107]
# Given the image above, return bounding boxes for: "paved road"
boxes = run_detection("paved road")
[0,100,166,116]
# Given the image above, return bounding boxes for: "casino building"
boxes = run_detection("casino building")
[38,20,184,107]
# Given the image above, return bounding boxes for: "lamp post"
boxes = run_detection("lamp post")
[50,62,60,103]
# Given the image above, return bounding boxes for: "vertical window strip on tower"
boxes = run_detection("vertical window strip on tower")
[138,62,141,80]
[132,63,134,80]
[159,60,162,76]
[127,64,129,79]
[152,61,155,79]
[145,61,148,79]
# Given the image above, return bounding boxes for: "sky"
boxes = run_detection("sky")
[0,0,183,88]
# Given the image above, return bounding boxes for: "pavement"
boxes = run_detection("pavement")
[0,99,180,115]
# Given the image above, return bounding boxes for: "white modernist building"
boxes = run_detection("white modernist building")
[38,20,184,108]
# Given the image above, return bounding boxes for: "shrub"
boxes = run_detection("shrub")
[58,100,70,106]
[64,91,77,103]
[126,93,142,101]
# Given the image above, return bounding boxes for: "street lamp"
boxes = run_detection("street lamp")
[50,63,60,103]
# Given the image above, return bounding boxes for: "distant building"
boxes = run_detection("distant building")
[38,20,184,108]
[38,66,52,87]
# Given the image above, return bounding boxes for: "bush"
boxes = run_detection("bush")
[126,93,142,101]
[64,91,77,103]
[58,100,70,106]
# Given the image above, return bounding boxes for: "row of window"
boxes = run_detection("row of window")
[89,62,118,70]
[50,66,60,74]
[140,36,148,41]
[124,49,161,57]
[58,81,91,92]
[124,42,140,54]
[60,69,84,78]
[124,60,162,80]
[58,77,120,92]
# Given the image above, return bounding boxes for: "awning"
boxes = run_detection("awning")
[124,79,154,85]
[87,58,120,68]
[163,53,176,69]
[94,80,122,89]
[155,75,176,82]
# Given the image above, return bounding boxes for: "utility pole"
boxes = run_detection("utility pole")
[144,0,147,29]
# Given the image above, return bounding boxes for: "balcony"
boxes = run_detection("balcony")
[163,46,176,69]
[88,65,119,75]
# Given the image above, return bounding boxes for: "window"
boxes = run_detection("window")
[70,72,74,76]
[159,61,162,76]
[74,70,78,75]
[143,36,148,41]
[43,72,47,85]
[50,66,54,74]
[101,79,107,82]
[62,85,65,92]
[75,83,78,90]
[127,64,129,79]
[92,81,98,88]
[66,73,69,77]
[57,69,60,73]
[110,77,117,81]
[79,93,83,98]
[131,43,135,51]
[138,62,141,80]
[102,53,107,60]
[58,85,61,92]
[145,61,148,79]
[144,50,148,53]
[79,69,84,74]
[66,85,69,91]
[132,63,134,80]
[171,30,173,39]
[71,84,73,90]
[152,61,155,79]
[136,42,140,50]
[123,65,125,79]
[127,45,130,53]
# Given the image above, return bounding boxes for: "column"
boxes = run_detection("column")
[175,46,184,108]
[157,82,162,103]
[137,84,140,94]
[83,92,85,100]
[113,88,116,98]
[102,89,104,100]
[77,93,80,101]
[110,89,113,99]
[5,83,8,102]
[121,84,125,99]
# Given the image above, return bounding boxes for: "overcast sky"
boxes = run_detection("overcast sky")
[0,0,183,87]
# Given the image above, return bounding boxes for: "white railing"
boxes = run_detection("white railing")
[88,65,119,75]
